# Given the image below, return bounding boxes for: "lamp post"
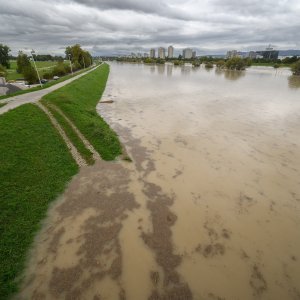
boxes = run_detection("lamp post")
[30,50,42,87]
[83,57,86,69]
[68,54,73,75]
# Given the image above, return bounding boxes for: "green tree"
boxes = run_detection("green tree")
[291,60,300,75]
[65,44,93,69]
[23,65,38,84]
[16,52,31,73]
[52,61,67,76]
[0,44,11,69]
[0,64,7,77]
[225,57,247,70]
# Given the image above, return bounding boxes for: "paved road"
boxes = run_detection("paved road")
[0,66,98,115]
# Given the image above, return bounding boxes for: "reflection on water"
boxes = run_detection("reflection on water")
[215,68,246,80]
[19,62,300,300]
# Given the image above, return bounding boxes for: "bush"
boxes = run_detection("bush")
[273,64,280,69]
[205,62,214,68]
[225,57,247,70]
[23,65,38,84]
[73,62,82,71]
[173,60,183,66]
[0,64,7,77]
[144,58,155,64]
[64,64,71,74]
[42,72,53,80]
[52,62,67,76]
[216,60,225,68]
[291,60,300,75]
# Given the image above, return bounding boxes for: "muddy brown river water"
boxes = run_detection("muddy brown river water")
[18,63,300,300]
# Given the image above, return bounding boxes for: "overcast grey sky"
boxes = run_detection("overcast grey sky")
[1,0,300,56]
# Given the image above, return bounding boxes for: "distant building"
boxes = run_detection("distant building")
[226,50,238,58]
[192,51,196,59]
[158,47,166,59]
[168,46,174,58]
[248,51,257,59]
[183,48,193,59]
[144,53,149,58]
[256,50,279,60]
[150,48,156,58]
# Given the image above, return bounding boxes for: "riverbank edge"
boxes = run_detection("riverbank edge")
[0,64,122,299]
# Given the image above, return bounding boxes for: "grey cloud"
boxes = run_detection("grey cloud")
[0,0,299,56]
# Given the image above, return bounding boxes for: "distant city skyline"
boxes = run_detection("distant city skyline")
[1,0,300,56]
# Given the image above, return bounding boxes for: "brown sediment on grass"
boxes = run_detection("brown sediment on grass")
[141,181,193,299]
[46,103,101,161]
[18,160,139,299]
[35,102,87,167]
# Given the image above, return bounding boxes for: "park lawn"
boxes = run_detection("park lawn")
[0,66,95,101]
[42,63,122,161]
[0,104,78,299]
[6,61,68,81]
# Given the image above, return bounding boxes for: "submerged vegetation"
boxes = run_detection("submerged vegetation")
[291,60,300,75]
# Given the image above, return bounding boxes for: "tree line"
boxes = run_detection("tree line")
[0,44,93,84]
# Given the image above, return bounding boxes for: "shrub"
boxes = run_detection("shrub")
[216,60,225,68]
[43,72,53,80]
[273,64,280,69]
[0,64,7,77]
[225,57,247,70]
[291,60,300,75]
[205,62,214,68]
[73,62,81,71]
[52,62,67,76]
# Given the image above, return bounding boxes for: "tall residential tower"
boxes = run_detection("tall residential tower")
[158,47,166,59]
[168,45,174,58]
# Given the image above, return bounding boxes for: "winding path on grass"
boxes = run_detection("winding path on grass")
[0,65,99,116]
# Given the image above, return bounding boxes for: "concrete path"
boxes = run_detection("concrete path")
[0,65,98,116]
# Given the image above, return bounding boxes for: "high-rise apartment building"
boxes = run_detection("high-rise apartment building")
[168,45,174,58]
[158,47,166,59]
[183,48,193,59]
[150,48,156,58]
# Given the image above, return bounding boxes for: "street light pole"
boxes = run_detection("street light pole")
[31,50,42,88]
[68,54,73,75]
[83,57,86,69]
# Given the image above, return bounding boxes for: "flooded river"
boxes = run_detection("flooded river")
[18,63,300,299]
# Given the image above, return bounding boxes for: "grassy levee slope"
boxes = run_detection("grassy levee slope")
[0,104,78,299]
[42,63,122,160]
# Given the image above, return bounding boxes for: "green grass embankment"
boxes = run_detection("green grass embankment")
[47,105,95,165]
[0,104,78,299]
[42,63,122,161]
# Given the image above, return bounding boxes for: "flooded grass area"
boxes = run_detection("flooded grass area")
[17,63,300,299]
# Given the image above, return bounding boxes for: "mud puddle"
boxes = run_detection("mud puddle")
[18,63,300,300]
